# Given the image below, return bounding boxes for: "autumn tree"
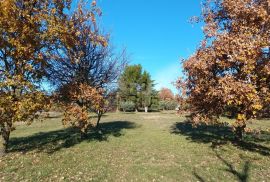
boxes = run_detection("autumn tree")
[158,88,178,111]
[182,0,270,140]
[0,0,76,155]
[159,88,175,101]
[61,83,106,138]
[174,78,190,113]
[49,1,126,132]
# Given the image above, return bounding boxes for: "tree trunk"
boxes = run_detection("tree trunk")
[80,131,87,140]
[234,126,245,141]
[145,106,148,113]
[234,115,247,141]
[116,92,120,112]
[96,112,102,129]
[0,128,10,157]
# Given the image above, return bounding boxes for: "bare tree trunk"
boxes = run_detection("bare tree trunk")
[0,128,10,157]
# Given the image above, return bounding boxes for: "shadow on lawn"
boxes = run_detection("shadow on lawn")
[193,171,206,182]
[9,121,137,154]
[215,151,250,182]
[193,151,251,182]
[171,121,270,156]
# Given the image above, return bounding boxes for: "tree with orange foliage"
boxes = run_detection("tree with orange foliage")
[182,0,270,140]
[50,1,126,136]
[175,78,190,114]
[159,88,175,101]
[62,83,106,139]
[158,87,178,111]
[0,0,80,155]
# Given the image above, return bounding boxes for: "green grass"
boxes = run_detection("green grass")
[0,112,270,181]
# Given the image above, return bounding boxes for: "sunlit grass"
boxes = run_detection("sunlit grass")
[0,112,269,181]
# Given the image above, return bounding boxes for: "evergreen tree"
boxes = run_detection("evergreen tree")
[118,64,155,112]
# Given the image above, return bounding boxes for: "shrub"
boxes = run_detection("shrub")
[159,101,167,111]
[150,104,160,111]
[159,100,178,111]
[120,101,136,112]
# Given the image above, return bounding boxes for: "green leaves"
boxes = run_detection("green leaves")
[118,65,155,109]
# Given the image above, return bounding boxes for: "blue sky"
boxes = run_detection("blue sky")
[97,0,204,93]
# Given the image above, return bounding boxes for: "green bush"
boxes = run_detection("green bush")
[150,104,159,111]
[120,101,136,112]
[159,100,178,111]
[159,101,167,110]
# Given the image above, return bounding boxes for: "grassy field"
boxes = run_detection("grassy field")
[0,112,270,182]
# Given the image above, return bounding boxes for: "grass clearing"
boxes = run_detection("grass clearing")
[0,112,269,181]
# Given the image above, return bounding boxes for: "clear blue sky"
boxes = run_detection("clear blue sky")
[71,0,202,93]
[97,0,204,93]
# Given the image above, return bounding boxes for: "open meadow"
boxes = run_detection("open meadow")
[1,0,270,182]
[0,112,269,182]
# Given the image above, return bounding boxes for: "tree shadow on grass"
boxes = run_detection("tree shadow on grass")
[193,171,206,182]
[171,121,270,156]
[9,121,137,154]
[215,150,250,182]
[192,151,251,182]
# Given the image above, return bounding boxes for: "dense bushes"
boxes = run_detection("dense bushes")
[120,101,136,112]
[159,100,178,111]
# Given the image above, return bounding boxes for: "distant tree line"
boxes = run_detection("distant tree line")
[117,65,180,112]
